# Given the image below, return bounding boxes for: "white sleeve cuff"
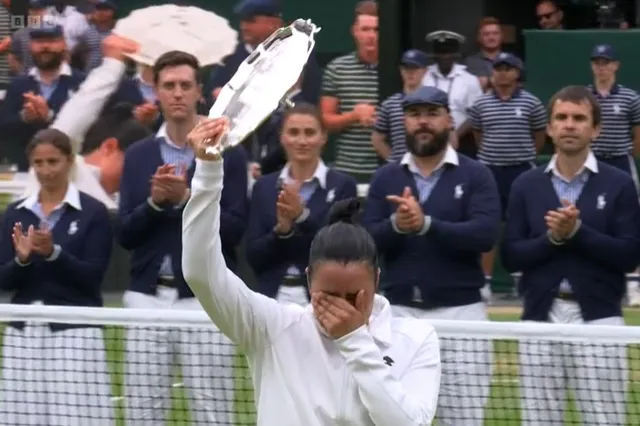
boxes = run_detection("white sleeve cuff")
[295,207,310,224]
[147,197,163,211]
[417,215,432,236]
[546,230,566,246]
[14,257,30,267]
[101,57,127,75]
[45,244,62,262]
[566,219,582,239]
[390,214,410,234]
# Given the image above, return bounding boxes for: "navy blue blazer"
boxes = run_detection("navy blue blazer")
[246,167,358,298]
[116,136,249,298]
[0,191,112,330]
[362,155,501,309]
[0,69,86,170]
[206,43,322,106]
[501,162,640,321]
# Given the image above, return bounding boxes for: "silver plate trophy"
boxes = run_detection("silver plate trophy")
[205,18,321,156]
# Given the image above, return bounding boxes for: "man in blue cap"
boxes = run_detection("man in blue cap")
[206,0,320,106]
[0,24,85,170]
[588,43,640,306]
[363,85,500,426]
[373,49,429,163]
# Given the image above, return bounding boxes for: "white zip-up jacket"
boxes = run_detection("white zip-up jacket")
[182,159,441,426]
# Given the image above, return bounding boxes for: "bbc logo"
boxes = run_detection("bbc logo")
[10,16,56,30]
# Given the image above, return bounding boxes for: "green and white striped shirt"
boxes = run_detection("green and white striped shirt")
[322,52,379,177]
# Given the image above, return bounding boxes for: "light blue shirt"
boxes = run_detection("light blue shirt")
[156,124,195,278]
[400,145,459,204]
[546,151,598,293]
[28,63,73,101]
[136,74,156,103]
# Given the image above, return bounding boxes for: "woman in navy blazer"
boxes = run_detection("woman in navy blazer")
[246,103,358,306]
[0,128,114,425]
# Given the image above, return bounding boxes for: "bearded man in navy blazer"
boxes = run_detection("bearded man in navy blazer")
[362,86,501,426]
[501,85,640,426]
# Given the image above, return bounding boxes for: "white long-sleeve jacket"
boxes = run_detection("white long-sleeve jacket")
[182,159,441,426]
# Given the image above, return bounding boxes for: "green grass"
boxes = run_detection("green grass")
[5,307,640,425]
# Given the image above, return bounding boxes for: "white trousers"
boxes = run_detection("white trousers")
[393,302,491,426]
[0,324,114,426]
[520,299,627,426]
[275,285,308,307]
[122,289,236,425]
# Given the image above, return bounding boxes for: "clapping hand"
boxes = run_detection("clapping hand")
[545,199,579,241]
[312,291,367,339]
[31,222,54,258]
[12,223,34,263]
[386,187,425,233]
[23,92,49,122]
[151,164,189,205]
[275,182,304,234]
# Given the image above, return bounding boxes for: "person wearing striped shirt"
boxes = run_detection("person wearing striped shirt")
[588,44,640,307]
[469,52,547,296]
[372,49,428,163]
[320,0,379,182]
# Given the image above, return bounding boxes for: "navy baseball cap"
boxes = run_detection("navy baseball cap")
[493,52,523,70]
[234,0,282,19]
[402,86,449,110]
[29,0,47,9]
[591,44,616,61]
[400,49,428,68]
[30,25,64,40]
[95,0,118,11]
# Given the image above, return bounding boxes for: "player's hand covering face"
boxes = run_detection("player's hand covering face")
[312,291,367,339]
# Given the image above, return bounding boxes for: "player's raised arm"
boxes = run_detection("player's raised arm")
[182,118,297,350]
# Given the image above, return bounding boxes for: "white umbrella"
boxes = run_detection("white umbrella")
[113,5,238,66]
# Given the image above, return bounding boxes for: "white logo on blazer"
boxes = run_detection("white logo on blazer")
[597,194,606,210]
[68,220,78,235]
[454,184,464,199]
[326,188,335,202]
[412,286,423,303]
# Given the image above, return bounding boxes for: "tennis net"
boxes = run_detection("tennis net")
[0,304,638,425]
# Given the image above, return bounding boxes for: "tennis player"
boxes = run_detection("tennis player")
[182,117,441,425]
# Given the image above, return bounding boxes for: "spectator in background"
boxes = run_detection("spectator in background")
[587,44,640,306]
[73,0,117,72]
[2,0,48,75]
[502,85,638,426]
[422,31,482,160]
[372,49,428,163]
[0,128,114,425]
[116,50,247,425]
[363,86,500,426]
[0,25,85,171]
[207,0,321,106]
[536,0,564,30]
[469,53,547,296]
[44,0,90,51]
[464,17,504,92]
[320,0,379,182]
[246,103,357,306]
[21,34,144,210]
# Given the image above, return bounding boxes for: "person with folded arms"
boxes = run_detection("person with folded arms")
[246,102,357,306]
